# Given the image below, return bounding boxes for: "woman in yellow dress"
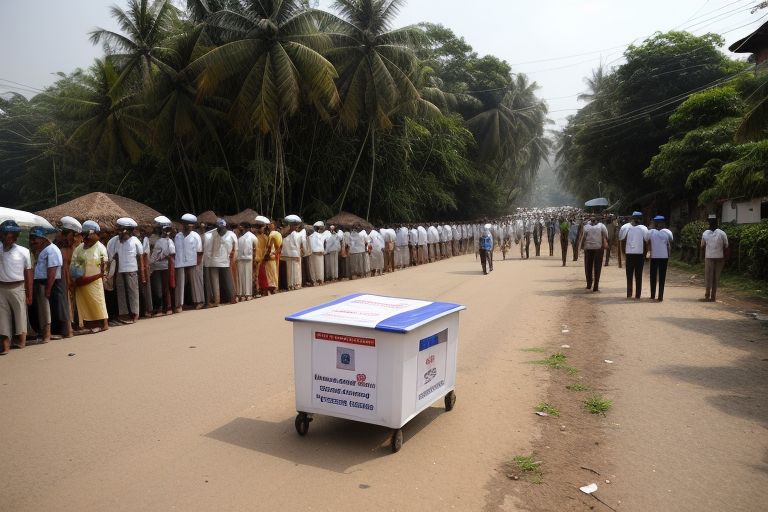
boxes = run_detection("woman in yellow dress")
[71,220,109,331]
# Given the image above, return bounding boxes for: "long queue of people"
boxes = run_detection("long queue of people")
[0,211,512,356]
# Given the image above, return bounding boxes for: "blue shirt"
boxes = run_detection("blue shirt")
[34,243,63,280]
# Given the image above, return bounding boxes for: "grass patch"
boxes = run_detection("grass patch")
[566,383,589,391]
[669,257,768,301]
[531,353,568,369]
[535,401,560,417]
[509,455,543,484]
[584,395,612,415]
[565,366,580,376]
[521,347,547,353]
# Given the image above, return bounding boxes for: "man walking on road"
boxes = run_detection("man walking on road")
[620,211,649,299]
[479,224,494,275]
[648,215,673,302]
[700,214,728,302]
[581,216,608,292]
[558,217,570,266]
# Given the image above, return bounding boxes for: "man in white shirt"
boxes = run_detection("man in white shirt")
[174,214,204,312]
[580,216,609,292]
[324,225,340,282]
[382,227,397,272]
[648,215,673,302]
[417,225,428,264]
[205,218,238,305]
[1,220,33,353]
[369,229,385,276]
[619,211,649,299]
[700,214,729,302]
[347,226,369,278]
[427,225,440,262]
[149,216,176,315]
[108,217,146,323]
[236,222,258,300]
[281,215,304,290]
[308,221,326,286]
[395,226,409,269]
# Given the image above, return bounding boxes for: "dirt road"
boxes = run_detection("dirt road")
[1,247,766,511]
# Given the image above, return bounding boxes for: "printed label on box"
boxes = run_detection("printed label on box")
[312,330,377,419]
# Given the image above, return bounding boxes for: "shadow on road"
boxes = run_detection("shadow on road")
[205,406,444,472]
[652,316,768,427]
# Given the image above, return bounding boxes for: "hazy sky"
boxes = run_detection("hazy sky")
[1,0,764,129]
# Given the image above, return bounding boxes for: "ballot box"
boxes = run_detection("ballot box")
[285,293,466,452]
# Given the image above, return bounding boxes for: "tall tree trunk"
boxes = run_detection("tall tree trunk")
[176,145,196,213]
[299,115,319,212]
[52,158,58,205]
[365,127,376,221]
[337,124,371,214]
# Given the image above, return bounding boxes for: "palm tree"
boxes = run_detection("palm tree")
[89,0,179,91]
[577,65,607,103]
[147,23,239,212]
[56,59,145,180]
[465,73,548,199]
[328,0,438,220]
[187,0,339,218]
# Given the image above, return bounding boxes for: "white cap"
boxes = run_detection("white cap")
[82,220,100,233]
[254,215,270,225]
[285,214,302,224]
[313,221,325,228]
[60,216,82,233]
[484,223,492,229]
[154,215,171,226]
[708,214,717,220]
[116,217,138,228]
[181,213,197,223]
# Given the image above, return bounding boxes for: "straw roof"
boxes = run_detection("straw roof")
[197,210,218,225]
[36,192,163,231]
[326,211,373,231]
[226,208,258,225]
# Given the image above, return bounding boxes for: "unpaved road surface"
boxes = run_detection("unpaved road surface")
[1,246,766,511]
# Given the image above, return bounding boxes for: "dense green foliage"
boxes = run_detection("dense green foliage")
[0,0,549,223]
[555,31,765,211]
[680,220,768,280]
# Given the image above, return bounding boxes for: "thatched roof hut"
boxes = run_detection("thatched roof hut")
[226,208,258,226]
[197,210,219,226]
[36,192,163,232]
[326,211,373,231]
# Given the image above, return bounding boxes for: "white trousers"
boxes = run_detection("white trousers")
[237,260,253,296]
[309,253,324,283]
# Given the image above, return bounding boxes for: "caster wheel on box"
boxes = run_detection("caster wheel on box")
[295,412,311,436]
[391,429,403,453]
[444,390,456,411]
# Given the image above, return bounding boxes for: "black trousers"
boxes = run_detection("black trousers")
[625,254,645,298]
[650,258,668,299]
[584,249,604,290]
[560,234,568,265]
[479,248,493,273]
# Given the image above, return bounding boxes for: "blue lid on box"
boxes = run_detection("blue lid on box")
[285,293,465,333]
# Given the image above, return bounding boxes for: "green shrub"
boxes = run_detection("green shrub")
[722,220,768,279]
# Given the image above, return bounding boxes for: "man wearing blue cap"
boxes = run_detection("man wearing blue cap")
[30,226,72,341]
[619,211,649,299]
[648,215,673,301]
[0,220,33,354]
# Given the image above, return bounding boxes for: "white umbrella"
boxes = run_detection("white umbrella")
[584,197,609,207]
[0,206,55,230]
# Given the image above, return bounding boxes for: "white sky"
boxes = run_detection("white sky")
[0,0,764,129]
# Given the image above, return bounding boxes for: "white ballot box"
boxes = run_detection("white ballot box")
[285,293,466,452]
